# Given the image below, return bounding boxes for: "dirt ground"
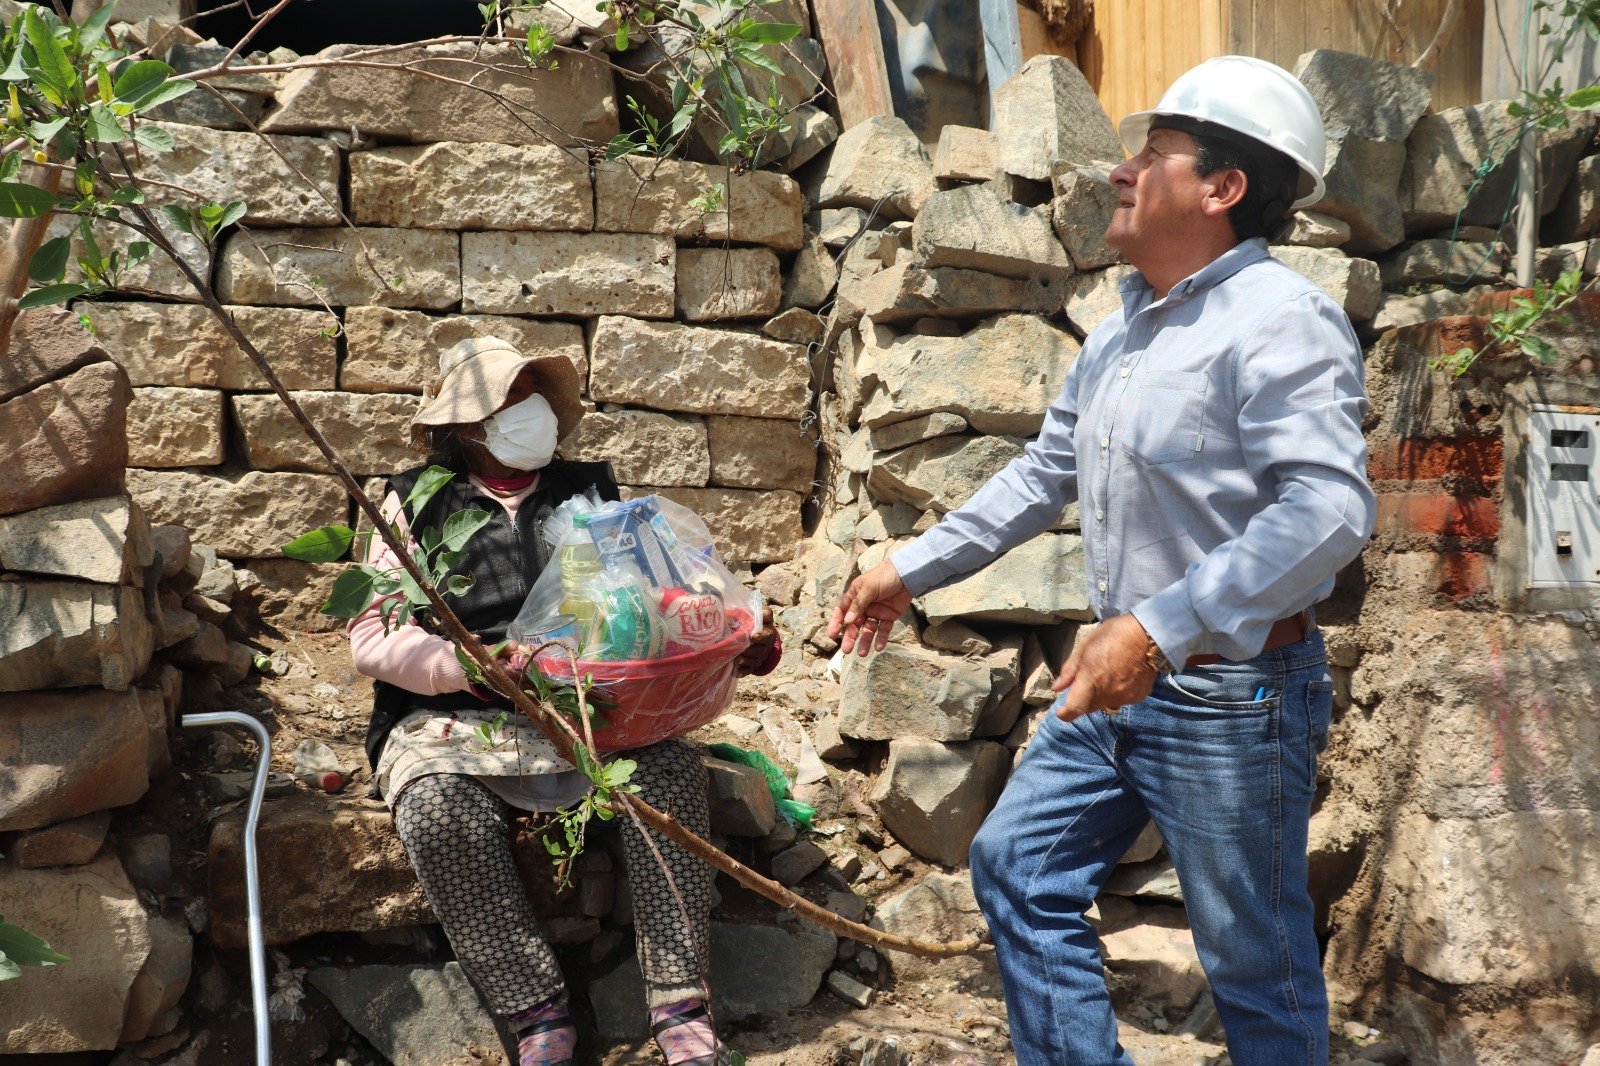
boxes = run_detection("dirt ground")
[185,626,1391,1066]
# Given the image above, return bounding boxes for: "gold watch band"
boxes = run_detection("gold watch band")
[1144,639,1175,676]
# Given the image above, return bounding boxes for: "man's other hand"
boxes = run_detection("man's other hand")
[828,560,913,656]
[1053,614,1160,721]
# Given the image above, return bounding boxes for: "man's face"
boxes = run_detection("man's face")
[1104,127,1215,262]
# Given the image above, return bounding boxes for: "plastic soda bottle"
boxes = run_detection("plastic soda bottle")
[558,515,602,646]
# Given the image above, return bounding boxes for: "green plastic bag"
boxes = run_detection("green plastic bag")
[706,742,816,828]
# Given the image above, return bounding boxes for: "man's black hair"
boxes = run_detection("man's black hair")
[1150,115,1301,242]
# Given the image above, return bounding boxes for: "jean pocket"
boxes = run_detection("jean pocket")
[1122,371,1207,465]
[1306,679,1333,754]
[1162,662,1277,709]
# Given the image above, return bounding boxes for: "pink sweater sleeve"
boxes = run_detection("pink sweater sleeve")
[346,490,470,696]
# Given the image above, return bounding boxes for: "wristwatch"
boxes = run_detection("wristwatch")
[1143,637,1176,676]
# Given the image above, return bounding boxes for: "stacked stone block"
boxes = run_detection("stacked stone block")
[0,308,217,1055]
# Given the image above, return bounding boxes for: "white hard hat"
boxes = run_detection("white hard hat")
[1119,55,1327,209]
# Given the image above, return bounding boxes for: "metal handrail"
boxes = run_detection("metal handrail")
[181,711,272,1066]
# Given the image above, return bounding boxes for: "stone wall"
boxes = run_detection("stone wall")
[96,29,839,632]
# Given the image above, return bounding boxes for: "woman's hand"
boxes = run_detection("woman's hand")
[737,606,778,676]
[497,640,533,681]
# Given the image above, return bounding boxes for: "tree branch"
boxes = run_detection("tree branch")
[0,163,65,353]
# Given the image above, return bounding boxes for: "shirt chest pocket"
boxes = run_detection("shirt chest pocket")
[1121,370,1208,465]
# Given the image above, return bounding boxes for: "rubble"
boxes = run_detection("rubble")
[868,434,1026,513]
[1379,239,1505,289]
[912,181,1073,279]
[859,313,1079,435]
[933,125,998,184]
[308,962,502,1066]
[0,853,153,1053]
[870,738,1010,867]
[1051,165,1121,269]
[915,534,1093,624]
[816,116,938,220]
[991,55,1121,182]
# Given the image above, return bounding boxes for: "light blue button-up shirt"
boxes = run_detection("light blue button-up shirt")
[889,238,1377,667]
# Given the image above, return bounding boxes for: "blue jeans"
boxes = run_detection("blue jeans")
[969,630,1334,1066]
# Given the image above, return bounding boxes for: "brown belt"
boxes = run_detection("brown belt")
[1184,611,1310,669]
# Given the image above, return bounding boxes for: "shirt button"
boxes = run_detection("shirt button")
[1096,509,1105,520]
[1099,436,1109,449]
[1119,368,1130,378]
[1097,580,1108,592]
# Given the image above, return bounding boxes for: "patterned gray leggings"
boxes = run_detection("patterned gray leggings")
[391,739,713,1016]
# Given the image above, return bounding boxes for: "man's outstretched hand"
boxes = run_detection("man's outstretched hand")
[828,560,913,656]
[1054,614,1161,721]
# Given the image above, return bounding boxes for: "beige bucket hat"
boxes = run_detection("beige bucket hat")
[408,336,585,450]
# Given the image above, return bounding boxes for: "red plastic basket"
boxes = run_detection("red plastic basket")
[534,607,756,752]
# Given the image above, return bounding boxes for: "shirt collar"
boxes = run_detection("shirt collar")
[1119,237,1271,312]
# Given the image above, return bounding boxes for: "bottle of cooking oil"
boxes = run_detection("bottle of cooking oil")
[558,514,602,648]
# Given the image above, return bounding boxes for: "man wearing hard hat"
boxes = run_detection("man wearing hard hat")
[830,56,1375,1065]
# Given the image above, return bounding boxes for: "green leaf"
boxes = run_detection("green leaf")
[111,59,173,104]
[614,20,629,50]
[441,508,492,552]
[0,180,59,217]
[24,8,76,102]
[445,573,474,596]
[603,757,637,788]
[282,524,358,563]
[213,199,246,231]
[0,920,69,970]
[28,235,70,282]
[1521,335,1560,363]
[1567,85,1600,110]
[733,19,800,43]
[28,115,67,143]
[732,41,784,78]
[16,283,90,309]
[0,154,17,181]
[85,101,124,142]
[106,185,144,205]
[131,77,194,114]
[159,203,198,241]
[321,567,378,618]
[133,123,174,151]
[79,2,116,48]
[403,465,455,518]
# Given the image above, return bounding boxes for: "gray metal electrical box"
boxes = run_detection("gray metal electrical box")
[1527,404,1600,589]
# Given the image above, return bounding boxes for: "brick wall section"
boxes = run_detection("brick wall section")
[1362,292,1600,605]
[94,84,818,629]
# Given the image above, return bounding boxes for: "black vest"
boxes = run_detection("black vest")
[364,459,621,770]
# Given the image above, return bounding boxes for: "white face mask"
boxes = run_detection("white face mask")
[480,393,559,470]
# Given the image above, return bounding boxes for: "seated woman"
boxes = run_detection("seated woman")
[348,336,779,1066]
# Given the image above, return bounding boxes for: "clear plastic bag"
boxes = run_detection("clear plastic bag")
[509,495,763,751]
